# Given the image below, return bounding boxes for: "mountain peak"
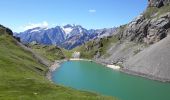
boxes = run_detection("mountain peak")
[27,27,48,33]
[63,24,75,28]
[62,26,73,35]
[62,24,84,35]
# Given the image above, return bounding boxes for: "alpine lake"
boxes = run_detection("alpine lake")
[52,61,170,100]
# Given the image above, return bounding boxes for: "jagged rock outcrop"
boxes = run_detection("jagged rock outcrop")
[148,0,170,8]
[117,7,170,45]
[0,25,13,36]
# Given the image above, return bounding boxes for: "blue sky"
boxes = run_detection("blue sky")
[0,0,147,32]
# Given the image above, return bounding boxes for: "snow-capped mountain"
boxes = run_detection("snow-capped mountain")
[15,24,116,49]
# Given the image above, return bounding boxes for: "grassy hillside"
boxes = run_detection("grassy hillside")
[0,27,116,100]
[143,4,170,19]
[72,36,118,59]
[28,44,65,62]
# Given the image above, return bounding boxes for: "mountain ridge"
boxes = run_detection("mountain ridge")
[15,24,116,50]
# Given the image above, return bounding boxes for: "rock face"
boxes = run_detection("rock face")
[118,12,170,45]
[148,0,170,8]
[122,0,170,45]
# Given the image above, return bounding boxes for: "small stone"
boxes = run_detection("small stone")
[34,93,38,95]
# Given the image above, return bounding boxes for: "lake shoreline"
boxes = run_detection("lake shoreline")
[120,68,170,82]
[46,60,66,81]
[47,58,170,83]
[47,58,120,81]
[94,59,170,82]
[69,58,121,70]
[48,58,170,100]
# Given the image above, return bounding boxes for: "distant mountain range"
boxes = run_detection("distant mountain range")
[14,24,116,49]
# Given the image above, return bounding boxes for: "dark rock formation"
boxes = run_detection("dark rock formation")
[6,28,13,36]
[0,25,21,42]
[148,0,170,8]
[0,25,13,36]
[14,37,21,42]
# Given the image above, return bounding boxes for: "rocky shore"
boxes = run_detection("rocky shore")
[95,57,170,82]
[46,60,66,81]
[121,68,170,82]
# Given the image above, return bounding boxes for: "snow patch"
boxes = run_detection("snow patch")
[30,29,40,33]
[30,27,48,33]
[78,27,83,33]
[62,27,73,35]
[23,21,49,31]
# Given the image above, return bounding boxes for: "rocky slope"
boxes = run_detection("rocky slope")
[124,35,170,81]
[118,0,170,81]
[81,0,170,81]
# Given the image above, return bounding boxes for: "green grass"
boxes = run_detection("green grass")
[73,36,118,59]
[28,44,65,62]
[0,31,116,100]
[62,48,74,58]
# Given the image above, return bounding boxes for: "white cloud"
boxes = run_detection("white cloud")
[88,9,96,13]
[21,21,49,31]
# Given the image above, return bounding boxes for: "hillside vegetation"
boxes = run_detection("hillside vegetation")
[0,26,116,100]
[28,44,65,62]
[72,36,118,59]
[144,4,170,19]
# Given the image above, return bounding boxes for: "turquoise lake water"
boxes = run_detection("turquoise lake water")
[52,61,170,100]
